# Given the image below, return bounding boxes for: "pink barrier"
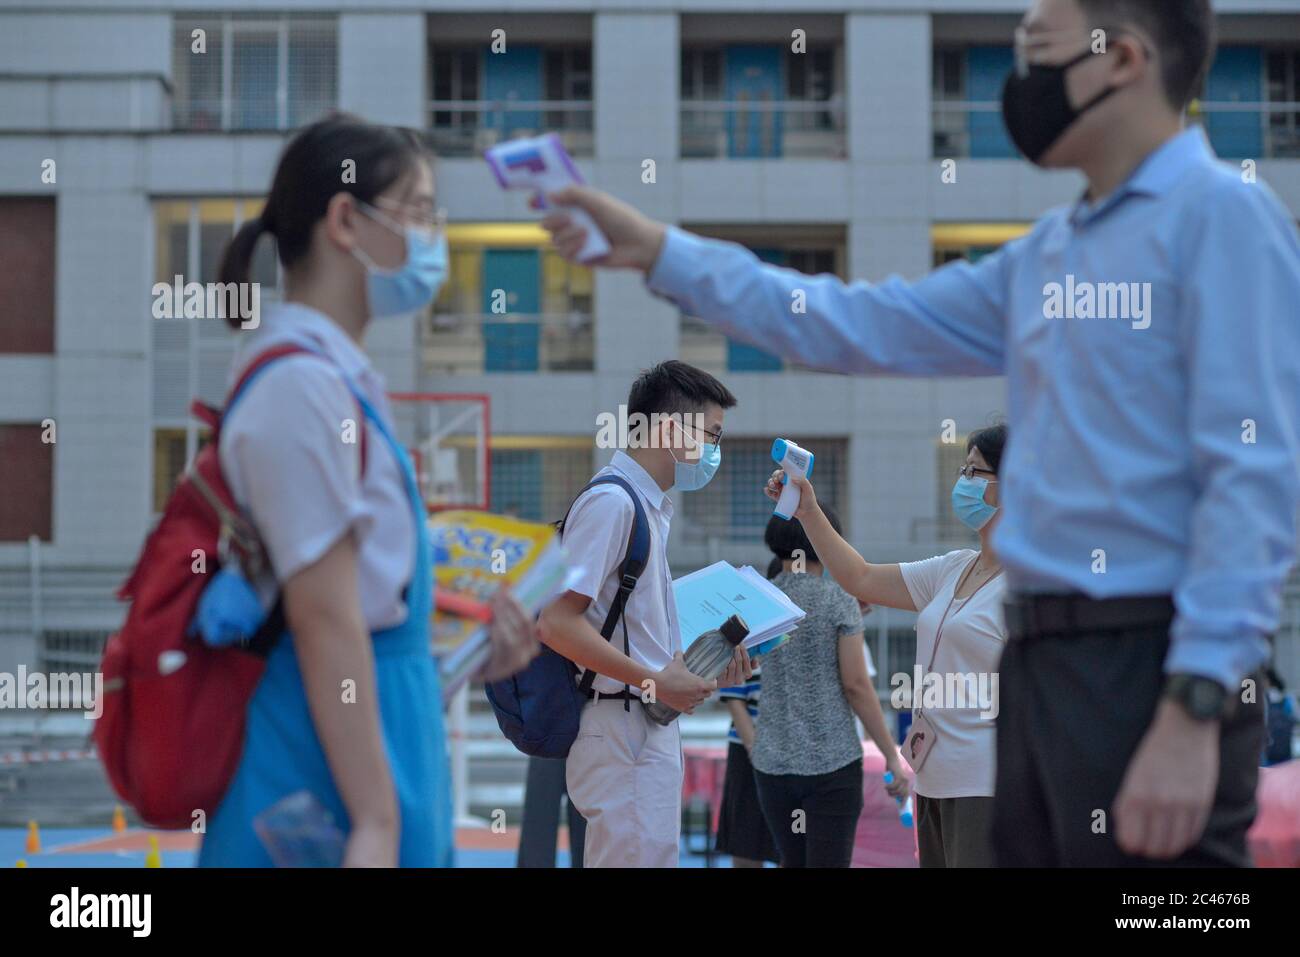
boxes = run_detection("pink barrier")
[683,741,919,867]
[1248,759,1300,868]
[689,746,1298,867]
[854,742,919,868]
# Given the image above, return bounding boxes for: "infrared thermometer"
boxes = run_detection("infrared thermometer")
[483,132,611,263]
[771,438,814,520]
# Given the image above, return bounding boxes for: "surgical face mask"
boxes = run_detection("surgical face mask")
[351,202,448,319]
[669,420,721,492]
[1001,45,1120,165]
[952,475,999,531]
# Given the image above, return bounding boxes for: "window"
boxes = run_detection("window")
[152,199,275,483]
[429,44,593,156]
[488,439,594,523]
[1267,49,1300,158]
[153,427,212,514]
[0,425,53,542]
[931,45,1015,158]
[681,437,848,543]
[425,224,594,374]
[0,198,55,353]
[173,14,337,130]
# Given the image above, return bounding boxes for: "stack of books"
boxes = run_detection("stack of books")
[672,560,806,653]
[428,511,575,700]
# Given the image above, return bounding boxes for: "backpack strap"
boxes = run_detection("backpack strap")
[201,342,369,474]
[557,475,651,710]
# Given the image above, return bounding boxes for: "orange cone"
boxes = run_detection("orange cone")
[112,805,127,834]
[25,821,39,855]
[144,834,162,868]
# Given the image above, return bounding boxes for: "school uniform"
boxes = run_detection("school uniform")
[562,451,684,868]
[198,302,453,868]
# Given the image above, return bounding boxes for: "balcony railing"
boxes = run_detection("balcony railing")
[427,100,593,157]
[0,72,172,132]
[934,98,1300,160]
[424,311,594,374]
[680,99,846,159]
[1192,100,1300,159]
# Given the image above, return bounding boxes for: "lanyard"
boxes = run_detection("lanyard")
[916,554,1003,717]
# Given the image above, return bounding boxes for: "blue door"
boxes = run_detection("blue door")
[967,46,1017,158]
[482,249,540,373]
[1205,46,1263,158]
[726,46,783,158]
[483,44,542,138]
[727,248,784,371]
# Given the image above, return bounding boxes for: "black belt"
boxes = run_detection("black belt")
[1003,593,1174,642]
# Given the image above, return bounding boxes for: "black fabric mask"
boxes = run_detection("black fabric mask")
[1001,48,1119,164]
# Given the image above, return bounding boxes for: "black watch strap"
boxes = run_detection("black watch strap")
[1163,674,1232,721]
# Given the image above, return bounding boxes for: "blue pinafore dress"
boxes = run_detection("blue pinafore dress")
[199,390,454,867]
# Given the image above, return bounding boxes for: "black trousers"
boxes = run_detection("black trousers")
[753,758,863,868]
[993,602,1265,867]
[517,755,587,868]
[916,795,996,867]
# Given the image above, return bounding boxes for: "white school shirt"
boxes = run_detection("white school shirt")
[899,549,1008,799]
[218,303,416,632]
[562,451,681,696]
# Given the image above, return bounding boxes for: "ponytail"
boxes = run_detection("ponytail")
[217,217,269,330]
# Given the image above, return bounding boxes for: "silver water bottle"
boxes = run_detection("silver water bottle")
[645,614,750,726]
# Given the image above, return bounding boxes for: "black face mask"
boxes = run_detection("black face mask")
[1001,48,1119,165]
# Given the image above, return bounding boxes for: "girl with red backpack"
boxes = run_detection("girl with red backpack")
[186,115,537,866]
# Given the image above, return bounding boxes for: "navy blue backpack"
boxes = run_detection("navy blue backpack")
[485,475,650,758]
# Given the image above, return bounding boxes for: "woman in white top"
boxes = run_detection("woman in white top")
[200,115,538,867]
[765,424,1008,867]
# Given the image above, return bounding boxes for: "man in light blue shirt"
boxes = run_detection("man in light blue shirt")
[543,0,1300,866]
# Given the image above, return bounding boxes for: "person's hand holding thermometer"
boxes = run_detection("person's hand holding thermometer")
[763,462,819,522]
[484,134,611,262]
[769,439,814,520]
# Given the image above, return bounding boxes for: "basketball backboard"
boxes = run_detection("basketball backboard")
[387,392,491,513]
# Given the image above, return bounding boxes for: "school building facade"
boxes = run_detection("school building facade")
[1,0,1299,693]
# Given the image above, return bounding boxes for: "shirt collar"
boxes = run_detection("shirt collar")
[609,450,672,513]
[1069,126,1212,226]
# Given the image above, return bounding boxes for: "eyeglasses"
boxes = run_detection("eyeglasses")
[959,464,998,481]
[700,425,723,447]
[371,198,447,239]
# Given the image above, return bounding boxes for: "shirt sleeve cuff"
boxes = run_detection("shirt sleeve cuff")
[645,226,706,301]
[1162,627,1271,690]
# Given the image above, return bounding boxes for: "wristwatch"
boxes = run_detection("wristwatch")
[1163,673,1233,721]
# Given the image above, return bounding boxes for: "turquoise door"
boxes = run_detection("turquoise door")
[967,46,1017,158]
[727,247,784,371]
[483,44,542,138]
[483,249,540,372]
[726,46,783,158]
[1205,46,1263,158]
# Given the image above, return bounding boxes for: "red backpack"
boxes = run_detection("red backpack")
[95,343,363,829]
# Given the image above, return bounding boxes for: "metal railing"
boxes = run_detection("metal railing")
[680,98,846,159]
[424,311,594,375]
[933,99,1300,159]
[0,72,172,132]
[427,100,593,157]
